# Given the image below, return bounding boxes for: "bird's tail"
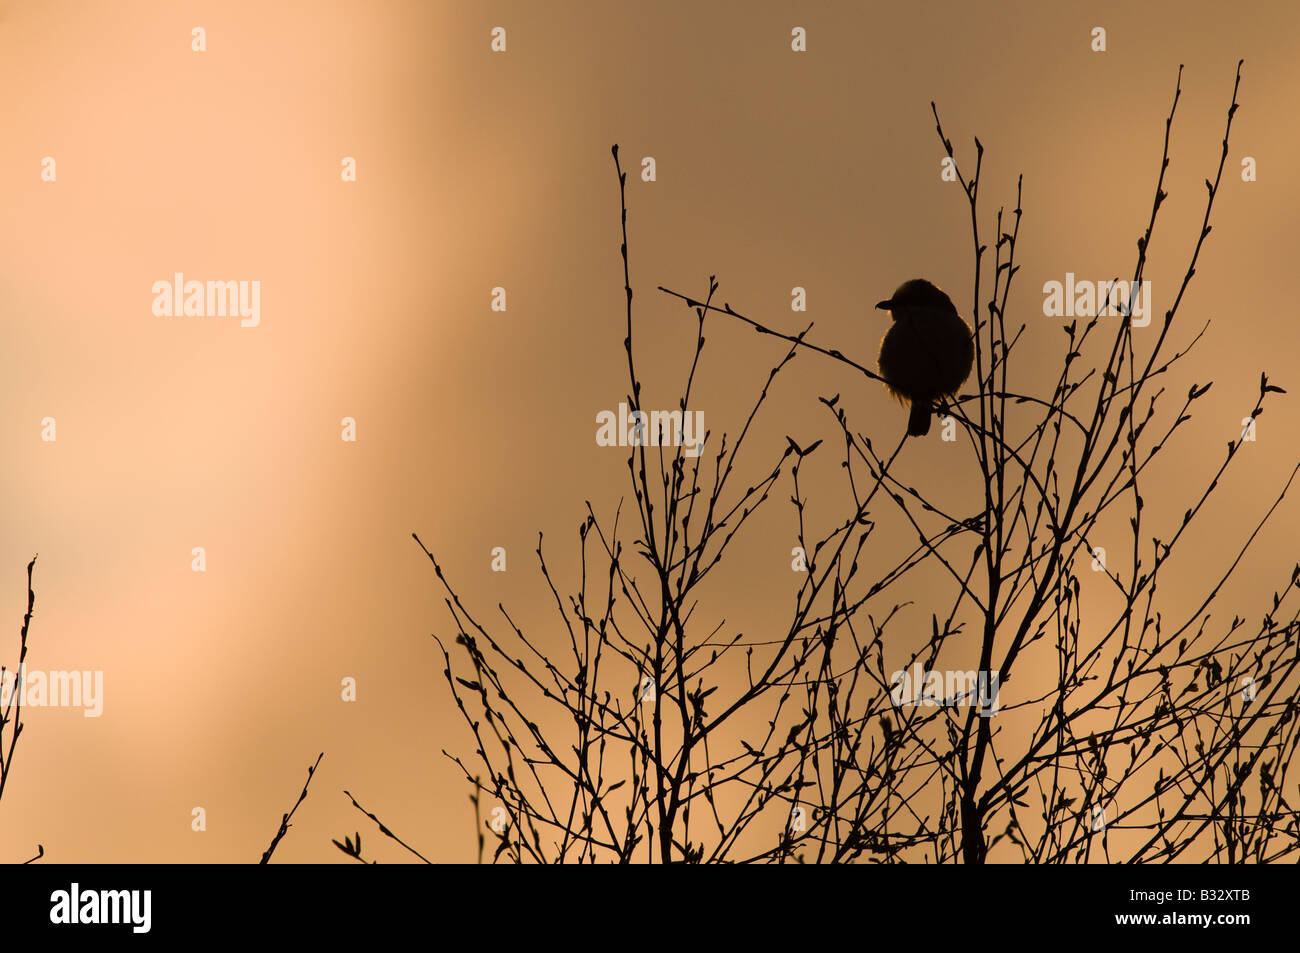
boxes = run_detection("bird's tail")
[908,401,931,437]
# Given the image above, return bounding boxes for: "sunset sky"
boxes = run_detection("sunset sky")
[1,0,1297,862]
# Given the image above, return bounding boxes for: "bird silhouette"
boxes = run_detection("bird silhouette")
[875,279,974,436]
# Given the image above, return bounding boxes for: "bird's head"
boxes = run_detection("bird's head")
[875,278,957,318]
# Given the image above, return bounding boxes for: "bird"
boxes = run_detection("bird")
[875,278,974,437]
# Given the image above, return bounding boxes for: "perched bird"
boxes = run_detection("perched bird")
[875,278,974,436]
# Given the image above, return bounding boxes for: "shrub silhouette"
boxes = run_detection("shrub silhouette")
[340,61,1300,863]
[1,557,44,864]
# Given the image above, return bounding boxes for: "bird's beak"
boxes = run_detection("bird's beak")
[875,299,892,311]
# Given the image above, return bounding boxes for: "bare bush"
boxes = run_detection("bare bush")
[341,61,1299,863]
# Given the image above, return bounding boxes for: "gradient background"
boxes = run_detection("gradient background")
[1,0,1297,862]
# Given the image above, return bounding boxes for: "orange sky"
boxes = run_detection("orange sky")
[1,0,1297,862]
